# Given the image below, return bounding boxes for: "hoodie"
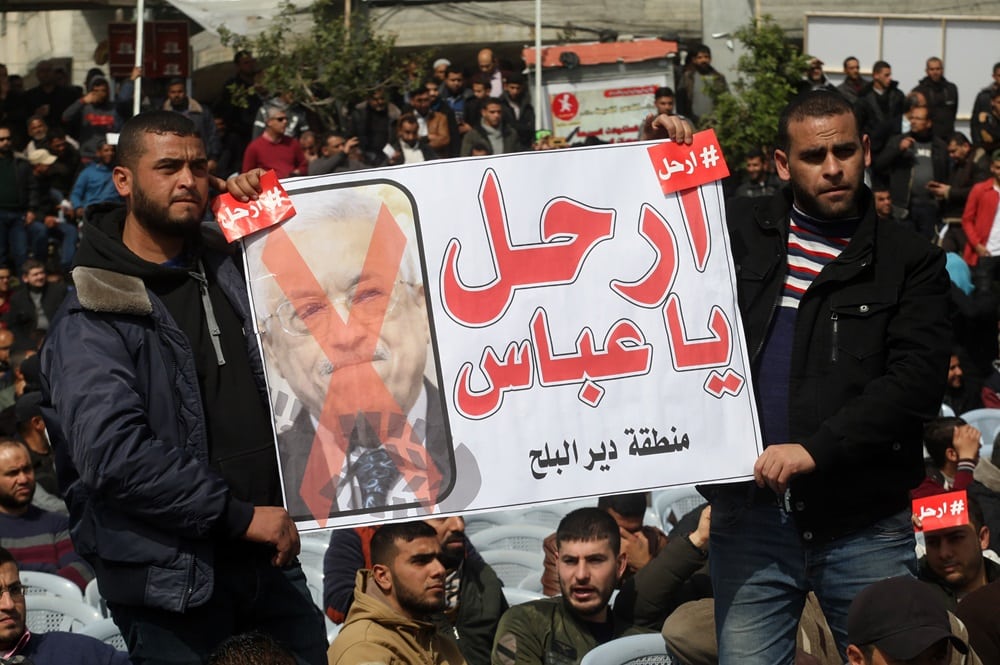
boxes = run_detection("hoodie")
[329,569,468,665]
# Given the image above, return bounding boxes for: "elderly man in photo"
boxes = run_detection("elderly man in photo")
[246,186,453,521]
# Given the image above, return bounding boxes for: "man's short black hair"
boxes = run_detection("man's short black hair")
[20,258,44,275]
[923,417,965,469]
[691,43,712,57]
[872,60,891,74]
[167,78,186,89]
[843,56,858,68]
[655,86,674,99]
[410,85,429,99]
[0,547,14,567]
[949,132,971,146]
[370,521,438,567]
[745,146,765,161]
[597,493,648,519]
[207,632,295,665]
[506,71,526,86]
[470,73,492,88]
[776,90,861,154]
[233,49,253,64]
[445,65,464,77]
[556,507,621,554]
[117,110,201,171]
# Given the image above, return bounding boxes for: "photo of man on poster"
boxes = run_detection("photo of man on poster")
[245,184,454,523]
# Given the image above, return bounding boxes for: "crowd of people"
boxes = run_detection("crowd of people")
[0,40,999,665]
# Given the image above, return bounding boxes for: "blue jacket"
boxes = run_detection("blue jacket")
[40,212,263,612]
[70,162,121,210]
[18,630,132,664]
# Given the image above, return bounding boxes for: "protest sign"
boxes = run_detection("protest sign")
[913,490,970,533]
[241,131,763,530]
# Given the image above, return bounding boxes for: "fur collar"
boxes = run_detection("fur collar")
[72,266,152,316]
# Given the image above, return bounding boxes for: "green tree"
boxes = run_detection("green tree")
[219,0,422,131]
[705,15,809,168]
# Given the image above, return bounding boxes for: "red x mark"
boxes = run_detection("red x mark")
[261,203,442,524]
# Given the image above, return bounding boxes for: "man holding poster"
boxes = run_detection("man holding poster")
[245,184,454,522]
[703,90,951,662]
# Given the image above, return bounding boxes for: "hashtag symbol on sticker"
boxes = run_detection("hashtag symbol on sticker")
[699,144,720,169]
[704,368,744,398]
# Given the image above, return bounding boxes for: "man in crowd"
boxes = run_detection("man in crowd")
[23,60,77,133]
[845,576,969,665]
[973,89,1000,155]
[676,44,728,125]
[540,493,668,596]
[7,259,67,351]
[15,391,59,503]
[477,48,503,97]
[796,58,836,95]
[0,124,41,273]
[217,50,263,152]
[732,147,779,199]
[40,111,327,663]
[461,98,521,156]
[60,77,121,163]
[245,186,454,520]
[914,417,981,498]
[836,56,866,104]
[163,78,220,174]
[916,57,960,141]
[500,72,534,150]
[492,508,649,665]
[972,63,1000,147]
[930,132,989,253]
[324,516,506,665]
[0,438,92,589]
[705,90,950,662]
[919,496,999,609]
[348,88,402,166]
[407,86,449,157]
[857,60,906,161]
[307,132,360,176]
[389,113,438,164]
[241,103,308,178]
[328,521,468,665]
[70,139,120,219]
[653,87,675,117]
[0,546,129,664]
[873,104,948,240]
[961,150,1000,282]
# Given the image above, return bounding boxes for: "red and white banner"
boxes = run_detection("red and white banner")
[240,132,761,530]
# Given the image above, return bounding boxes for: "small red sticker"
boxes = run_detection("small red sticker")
[646,129,730,195]
[212,170,296,243]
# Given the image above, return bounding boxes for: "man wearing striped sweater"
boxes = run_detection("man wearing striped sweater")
[0,438,92,590]
[707,91,951,663]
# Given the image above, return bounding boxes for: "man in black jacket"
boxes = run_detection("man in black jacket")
[39,111,327,665]
[0,125,42,273]
[707,91,950,664]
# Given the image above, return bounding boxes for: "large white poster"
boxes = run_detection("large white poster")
[240,132,763,530]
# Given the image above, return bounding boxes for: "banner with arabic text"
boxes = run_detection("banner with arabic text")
[241,131,763,530]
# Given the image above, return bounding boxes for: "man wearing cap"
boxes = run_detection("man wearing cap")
[847,576,972,665]
[15,391,59,503]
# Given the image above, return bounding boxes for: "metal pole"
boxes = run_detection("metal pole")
[133,0,144,117]
[345,0,351,31]
[534,0,542,131]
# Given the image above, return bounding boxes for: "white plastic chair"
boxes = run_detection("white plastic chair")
[83,578,108,618]
[579,632,675,665]
[651,487,705,532]
[300,563,325,610]
[479,549,544,589]
[959,408,1000,448]
[470,524,552,554]
[77,616,128,651]
[19,571,84,601]
[507,498,595,530]
[502,587,544,606]
[464,512,514,537]
[26,595,102,633]
[298,538,329,572]
[940,403,956,417]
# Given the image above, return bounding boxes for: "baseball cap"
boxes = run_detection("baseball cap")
[848,576,967,660]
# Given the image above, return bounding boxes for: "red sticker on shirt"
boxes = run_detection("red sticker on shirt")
[212,170,296,243]
[646,129,730,195]
[912,489,970,533]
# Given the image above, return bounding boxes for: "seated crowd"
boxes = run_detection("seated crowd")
[2,46,1000,665]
